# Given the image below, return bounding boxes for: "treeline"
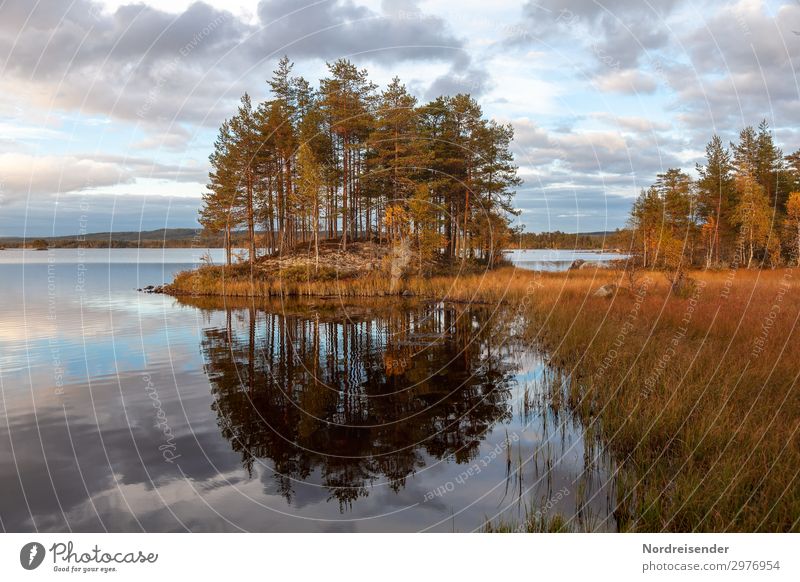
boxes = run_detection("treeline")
[0,229,228,249]
[2,239,223,249]
[509,230,629,250]
[630,120,800,270]
[200,57,520,270]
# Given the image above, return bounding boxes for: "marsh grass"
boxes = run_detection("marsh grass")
[172,262,799,531]
[484,510,572,533]
[509,267,800,532]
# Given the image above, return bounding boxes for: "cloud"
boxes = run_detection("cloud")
[513,186,635,233]
[423,66,493,100]
[670,0,800,134]
[0,0,472,131]
[517,0,684,67]
[590,113,672,132]
[0,153,132,199]
[592,68,659,94]
[512,118,683,178]
[0,153,205,203]
[255,0,469,67]
[513,0,683,99]
[0,192,202,236]
[506,114,688,232]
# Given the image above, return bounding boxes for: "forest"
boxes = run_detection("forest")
[508,229,629,250]
[199,56,520,272]
[629,121,800,273]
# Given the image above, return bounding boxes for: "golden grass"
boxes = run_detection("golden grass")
[170,262,800,531]
[512,267,800,532]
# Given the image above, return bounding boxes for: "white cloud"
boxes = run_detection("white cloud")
[593,69,659,94]
[0,153,132,200]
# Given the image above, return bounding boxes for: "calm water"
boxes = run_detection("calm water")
[0,249,616,532]
[505,249,628,271]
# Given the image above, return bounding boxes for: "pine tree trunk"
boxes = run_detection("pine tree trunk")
[246,170,255,272]
[314,204,320,272]
[225,224,231,266]
[342,136,348,250]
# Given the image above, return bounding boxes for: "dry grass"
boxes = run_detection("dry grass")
[511,267,800,532]
[170,261,800,531]
[166,258,522,299]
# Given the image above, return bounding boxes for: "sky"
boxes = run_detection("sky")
[0,0,798,237]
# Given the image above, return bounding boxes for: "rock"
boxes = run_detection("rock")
[568,259,585,270]
[401,289,414,297]
[139,285,165,294]
[593,283,617,298]
[579,261,597,269]
[389,239,413,293]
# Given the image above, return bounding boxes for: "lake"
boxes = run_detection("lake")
[505,249,628,271]
[0,249,617,532]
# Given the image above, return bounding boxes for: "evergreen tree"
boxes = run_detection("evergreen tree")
[755,119,785,210]
[696,135,736,266]
[197,57,520,272]
[295,143,324,270]
[201,119,239,266]
[229,93,261,271]
[320,59,377,249]
[629,186,662,268]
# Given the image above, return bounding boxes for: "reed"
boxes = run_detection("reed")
[171,262,800,531]
[507,267,800,532]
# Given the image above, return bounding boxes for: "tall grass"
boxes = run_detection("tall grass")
[513,267,800,532]
[171,262,800,531]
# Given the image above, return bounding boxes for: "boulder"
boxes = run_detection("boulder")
[593,283,617,298]
[568,259,585,270]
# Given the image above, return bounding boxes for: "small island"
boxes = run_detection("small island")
[167,57,519,298]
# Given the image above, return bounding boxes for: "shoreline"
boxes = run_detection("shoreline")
[166,265,800,532]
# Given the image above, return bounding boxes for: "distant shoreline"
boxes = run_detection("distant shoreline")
[0,227,630,251]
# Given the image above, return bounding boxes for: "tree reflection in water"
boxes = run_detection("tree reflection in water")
[199,300,519,509]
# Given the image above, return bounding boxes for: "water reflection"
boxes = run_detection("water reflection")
[199,300,517,510]
[0,251,617,531]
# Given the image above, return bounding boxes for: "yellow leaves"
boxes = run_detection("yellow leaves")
[659,233,688,272]
[701,216,717,243]
[786,191,800,221]
[383,205,410,239]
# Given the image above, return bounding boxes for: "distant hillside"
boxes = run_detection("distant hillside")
[0,227,633,251]
[509,229,632,250]
[0,228,230,248]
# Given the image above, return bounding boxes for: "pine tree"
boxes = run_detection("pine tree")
[295,143,324,270]
[732,126,759,178]
[629,186,663,268]
[696,135,735,266]
[365,77,423,242]
[198,57,520,274]
[229,93,261,271]
[201,119,239,266]
[786,149,800,193]
[320,59,377,249]
[755,119,785,210]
